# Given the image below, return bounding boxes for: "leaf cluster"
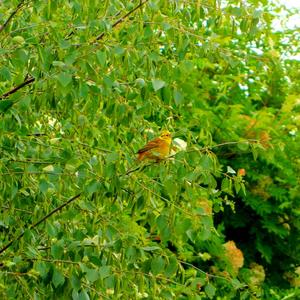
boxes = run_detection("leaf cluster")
[0,0,299,299]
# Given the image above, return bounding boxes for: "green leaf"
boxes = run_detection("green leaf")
[52,61,66,68]
[144,25,153,38]
[191,277,206,290]
[173,89,184,105]
[126,246,137,262]
[99,266,111,279]
[51,243,64,259]
[70,272,81,291]
[96,50,107,66]
[59,40,71,49]
[230,7,242,17]
[57,72,72,87]
[141,246,161,251]
[227,166,236,174]
[165,256,178,277]
[221,178,232,195]
[35,261,49,279]
[234,180,241,194]
[152,79,166,91]
[0,67,11,81]
[103,162,116,179]
[0,100,14,113]
[163,175,177,196]
[113,46,125,55]
[205,283,216,299]
[156,215,171,242]
[240,291,251,300]
[39,179,49,193]
[18,95,31,110]
[231,278,244,289]
[151,257,165,275]
[103,75,114,88]
[106,152,119,163]
[52,268,65,288]
[253,9,262,18]
[104,275,115,289]
[46,223,57,237]
[16,49,28,63]
[238,141,249,151]
[78,290,90,300]
[39,179,49,194]
[200,155,213,170]
[85,268,99,283]
[85,179,101,195]
[135,78,146,87]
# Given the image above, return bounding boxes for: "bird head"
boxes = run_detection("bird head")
[160,130,172,143]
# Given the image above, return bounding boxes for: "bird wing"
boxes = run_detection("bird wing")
[137,138,161,154]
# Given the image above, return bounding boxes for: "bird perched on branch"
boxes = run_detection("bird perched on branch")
[137,130,172,161]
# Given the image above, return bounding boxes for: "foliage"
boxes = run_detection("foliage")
[0,0,299,299]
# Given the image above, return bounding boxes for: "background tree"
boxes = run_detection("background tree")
[0,0,299,299]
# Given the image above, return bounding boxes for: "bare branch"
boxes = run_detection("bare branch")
[8,159,54,164]
[0,77,35,100]
[0,193,81,255]
[0,1,27,34]
[0,1,149,100]
[95,0,149,41]
[178,260,231,282]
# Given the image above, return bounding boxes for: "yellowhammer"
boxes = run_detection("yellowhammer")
[137,130,172,161]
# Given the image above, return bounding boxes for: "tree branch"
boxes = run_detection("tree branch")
[0,1,27,34]
[0,139,258,255]
[0,193,81,255]
[95,0,149,41]
[0,1,149,100]
[178,260,231,282]
[0,77,35,100]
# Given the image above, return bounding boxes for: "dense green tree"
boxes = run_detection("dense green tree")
[0,0,299,299]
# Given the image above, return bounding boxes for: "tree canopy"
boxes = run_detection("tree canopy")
[0,0,299,299]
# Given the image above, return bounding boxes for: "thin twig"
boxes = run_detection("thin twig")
[0,193,81,255]
[136,181,207,218]
[125,159,165,176]
[178,260,231,282]
[0,0,27,34]
[16,276,34,300]
[0,139,257,255]
[76,141,112,153]
[3,271,33,276]
[125,139,258,174]
[168,139,259,158]
[28,258,80,265]
[114,269,187,288]
[95,0,149,41]
[0,171,77,176]
[208,139,258,149]
[0,77,35,100]
[1,206,33,214]
[8,159,54,164]
[26,133,47,137]
[1,1,148,100]
[125,164,145,175]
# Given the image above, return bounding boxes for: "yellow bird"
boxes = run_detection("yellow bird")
[137,130,172,161]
